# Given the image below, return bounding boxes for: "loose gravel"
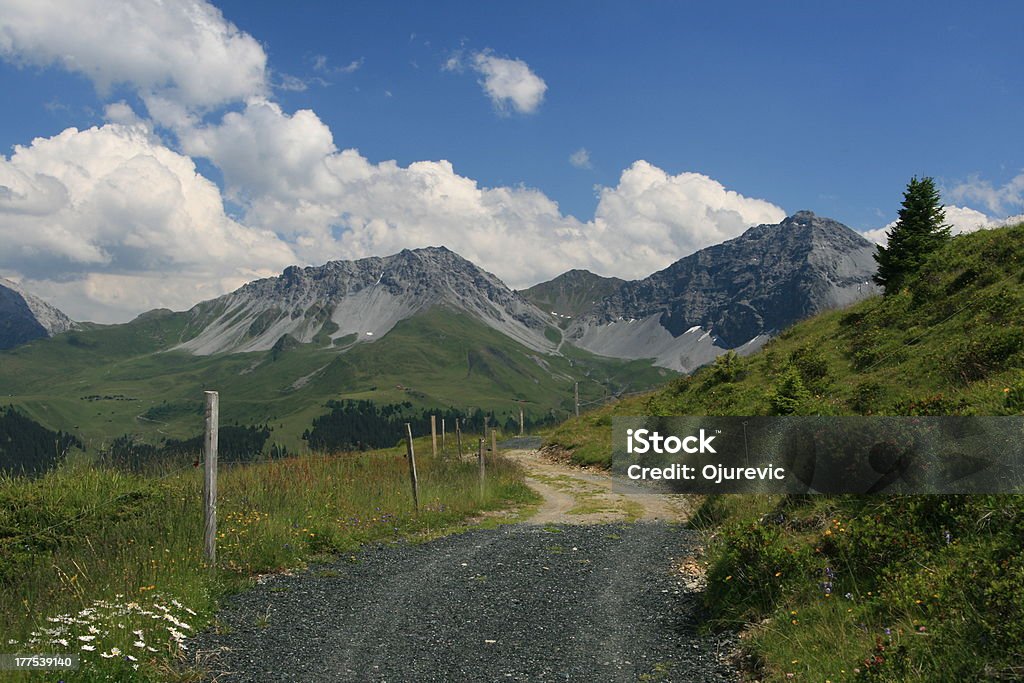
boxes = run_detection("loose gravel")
[190,522,736,682]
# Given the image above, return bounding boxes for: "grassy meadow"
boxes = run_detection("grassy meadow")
[1,437,537,681]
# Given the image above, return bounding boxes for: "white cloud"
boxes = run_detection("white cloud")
[102,101,142,126]
[569,148,592,170]
[861,204,1023,245]
[182,104,785,289]
[591,161,787,265]
[0,0,268,123]
[462,51,547,115]
[0,124,295,322]
[947,172,1024,215]
[274,73,309,92]
[313,55,362,75]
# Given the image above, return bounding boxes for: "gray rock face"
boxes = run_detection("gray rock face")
[176,246,556,355]
[566,211,880,371]
[0,278,75,350]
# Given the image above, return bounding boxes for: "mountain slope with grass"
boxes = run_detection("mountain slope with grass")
[545,220,1024,681]
[519,269,625,322]
[0,304,670,459]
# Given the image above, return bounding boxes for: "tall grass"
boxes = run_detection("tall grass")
[1,439,535,681]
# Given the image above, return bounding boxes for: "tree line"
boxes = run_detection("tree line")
[303,399,553,451]
[0,406,82,476]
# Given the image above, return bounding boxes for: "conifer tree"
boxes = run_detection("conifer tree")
[873,176,951,295]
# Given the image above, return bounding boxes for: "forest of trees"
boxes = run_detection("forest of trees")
[100,424,276,473]
[302,400,554,452]
[0,406,82,476]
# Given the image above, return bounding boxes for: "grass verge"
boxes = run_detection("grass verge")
[1,440,536,681]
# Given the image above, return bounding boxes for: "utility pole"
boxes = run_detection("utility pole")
[574,381,580,418]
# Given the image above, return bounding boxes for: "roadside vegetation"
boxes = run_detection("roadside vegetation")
[545,219,1024,680]
[1,438,536,681]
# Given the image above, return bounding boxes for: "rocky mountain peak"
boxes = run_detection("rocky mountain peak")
[0,278,75,350]
[564,212,880,371]
[175,247,553,356]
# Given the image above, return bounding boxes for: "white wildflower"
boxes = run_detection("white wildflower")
[134,641,146,648]
[81,644,95,651]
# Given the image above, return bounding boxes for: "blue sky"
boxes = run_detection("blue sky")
[1,1,1022,321]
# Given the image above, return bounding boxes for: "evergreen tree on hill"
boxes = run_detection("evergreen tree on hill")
[873,176,951,295]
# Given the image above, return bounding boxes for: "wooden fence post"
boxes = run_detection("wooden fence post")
[404,423,420,512]
[574,381,580,417]
[441,418,446,454]
[456,418,463,458]
[203,390,219,564]
[491,427,498,457]
[519,407,524,436]
[430,415,437,458]
[478,438,485,497]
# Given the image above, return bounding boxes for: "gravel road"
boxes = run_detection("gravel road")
[191,522,735,682]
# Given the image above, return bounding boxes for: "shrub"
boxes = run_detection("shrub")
[768,364,812,415]
[946,328,1024,383]
[850,380,886,414]
[789,345,830,391]
[710,351,743,383]
[704,519,817,620]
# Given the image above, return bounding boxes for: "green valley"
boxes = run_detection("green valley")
[0,305,671,456]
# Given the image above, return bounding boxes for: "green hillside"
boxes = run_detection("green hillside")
[520,269,625,321]
[547,220,1024,464]
[545,222,1024,681]
[0,305,671,456]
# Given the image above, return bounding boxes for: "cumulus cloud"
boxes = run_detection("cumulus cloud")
[0,124,295,322]
[861,204,1023,245]
[444,50,547,114]
[591,162,787,264]
[472,52,547,114]
[0,0,267,123]
[947,172,1024,215]
[181,104,785,289]
[569,148,592,170]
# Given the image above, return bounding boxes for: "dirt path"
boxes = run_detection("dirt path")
[188,445,732,682]
[503,448,698,525]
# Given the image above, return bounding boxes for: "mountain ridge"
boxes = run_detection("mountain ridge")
[175,246,556,356]
[564,211,879,371]
[0,277,76,350]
